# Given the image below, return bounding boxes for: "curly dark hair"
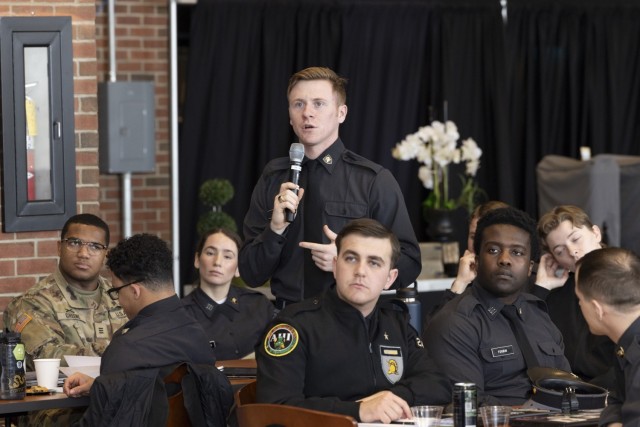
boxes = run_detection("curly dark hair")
[473,207,540,262]
[106,233,173,291]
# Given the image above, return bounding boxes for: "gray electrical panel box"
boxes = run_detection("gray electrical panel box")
[98,81,155,173]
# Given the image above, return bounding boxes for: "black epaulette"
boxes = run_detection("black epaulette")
[262,156,291,175]
[280,296,322,317]
[379,299,409,314]
[341,150,383,173]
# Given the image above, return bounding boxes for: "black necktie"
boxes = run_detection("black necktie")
[502,304,540,369]
[302,160,326,298]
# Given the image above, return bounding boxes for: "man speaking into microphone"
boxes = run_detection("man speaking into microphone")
[240,67,420,309]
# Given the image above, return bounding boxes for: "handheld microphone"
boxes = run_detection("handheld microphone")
[286,143,305,223]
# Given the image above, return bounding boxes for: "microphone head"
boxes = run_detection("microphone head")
[289,143,305,163]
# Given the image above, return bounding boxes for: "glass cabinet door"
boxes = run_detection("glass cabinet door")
[0,17,76,232]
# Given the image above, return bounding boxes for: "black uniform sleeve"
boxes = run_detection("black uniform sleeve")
[368,169,421,288]
[239,170,288,287]
[529,284,551,300]
[389,321,451,405]
[256,318,361,420]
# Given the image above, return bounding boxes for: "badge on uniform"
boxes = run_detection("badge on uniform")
[14,313,33,333]
[264,323,299,357]
[491,345,514,358]
[380,345,403,384]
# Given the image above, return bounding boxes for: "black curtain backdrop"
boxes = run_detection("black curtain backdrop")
[506,0,640,213]
[179,0,640,286]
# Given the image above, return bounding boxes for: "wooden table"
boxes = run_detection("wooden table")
[0,392,89,423]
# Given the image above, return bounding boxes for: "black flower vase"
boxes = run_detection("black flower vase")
[423,207,456,242]
[423,207,468,277]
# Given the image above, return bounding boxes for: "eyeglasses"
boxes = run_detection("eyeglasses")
[61,238,108,255]
[107,279,142,301]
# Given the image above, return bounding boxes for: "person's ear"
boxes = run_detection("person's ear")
[194,253,200,269]
[131,283,143,299]
[592,225,602,244]
[528,260,534,276]
[593,299,605,321]
[384,269,399,290]
[338,105,347,123]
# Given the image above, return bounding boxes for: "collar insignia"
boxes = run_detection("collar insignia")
[384,332,389,340]
[616,346,625,358]
[231,297,238,305]
[322,154,333,164]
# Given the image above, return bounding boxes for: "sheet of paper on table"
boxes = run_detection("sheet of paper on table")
[58,355,101,378]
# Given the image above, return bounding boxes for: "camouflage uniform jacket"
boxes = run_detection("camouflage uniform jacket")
[3,267,128,370]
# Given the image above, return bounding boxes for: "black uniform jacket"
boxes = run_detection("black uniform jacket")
[530,275,616,388]
[600,316,640,426]
[256,287,451,421]
[101,295,215,374]
[239,139,421,301]
[182,286,276,359]
[424,284,571,406]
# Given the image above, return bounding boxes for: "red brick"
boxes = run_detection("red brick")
[77,187,100,202]
[0,276,38,294]
[37,240,60,258]
[0,260,16,277]
[0,242,35,258]
[11,6,54,15]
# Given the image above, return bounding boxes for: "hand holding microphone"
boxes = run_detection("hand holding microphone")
[270,143,305,234]
[285,143,305,222]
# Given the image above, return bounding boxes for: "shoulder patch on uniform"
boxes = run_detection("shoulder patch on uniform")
[14,313,33,333]
[264,323,299,357]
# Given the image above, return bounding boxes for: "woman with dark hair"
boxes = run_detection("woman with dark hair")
[183,228,276,359]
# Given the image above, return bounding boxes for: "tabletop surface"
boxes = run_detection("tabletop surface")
[0,392,90,416]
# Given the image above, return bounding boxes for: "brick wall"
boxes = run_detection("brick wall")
[0,0,172,327]
[95,0,171,244]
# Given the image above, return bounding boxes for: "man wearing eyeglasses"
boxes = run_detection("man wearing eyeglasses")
[4,213,128,370]
[63,234,217,397]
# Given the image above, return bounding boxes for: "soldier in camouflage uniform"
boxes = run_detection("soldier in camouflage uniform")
[3,213,127,371]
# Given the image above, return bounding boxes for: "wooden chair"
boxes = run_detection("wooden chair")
[236,403,358,427]
[164,363,192,427]
[235,379,257,407]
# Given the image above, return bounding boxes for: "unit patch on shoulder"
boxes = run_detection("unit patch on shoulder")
[264,323,299,357]
[14,313,33,333]
[380,345,404,384]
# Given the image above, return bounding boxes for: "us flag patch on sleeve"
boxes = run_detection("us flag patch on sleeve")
[15,313,33,332]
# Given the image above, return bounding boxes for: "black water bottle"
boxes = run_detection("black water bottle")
[0,331,26,400]
[396,282,422,335]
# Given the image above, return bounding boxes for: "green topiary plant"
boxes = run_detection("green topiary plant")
[197,178,238,235]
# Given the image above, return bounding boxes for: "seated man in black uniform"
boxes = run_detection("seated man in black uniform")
[575,247,640,426]
[256,218,450,424]
[532,205,615,388]
[424,207,571,406]
[64,233,218,392]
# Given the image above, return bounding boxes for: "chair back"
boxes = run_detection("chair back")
[235,380,257,407]
[164,363,192,427]
[236,403,357,427]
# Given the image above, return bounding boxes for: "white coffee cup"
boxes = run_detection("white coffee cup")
[33,358,61,389]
